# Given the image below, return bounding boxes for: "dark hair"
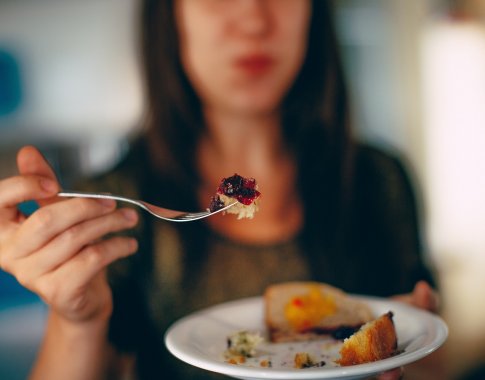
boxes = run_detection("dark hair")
[140,0,201,191]
[139,0,355,271]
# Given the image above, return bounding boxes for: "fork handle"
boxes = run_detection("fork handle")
[57,191,142,208]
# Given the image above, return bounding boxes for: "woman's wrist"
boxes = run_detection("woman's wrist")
[30,309,113,380]
[48,307,111,342]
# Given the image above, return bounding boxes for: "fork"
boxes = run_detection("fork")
[57,191,236,222]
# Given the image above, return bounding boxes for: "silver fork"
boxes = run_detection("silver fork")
[57,191,236,222]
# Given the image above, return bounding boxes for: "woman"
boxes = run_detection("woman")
[0,1,441,379]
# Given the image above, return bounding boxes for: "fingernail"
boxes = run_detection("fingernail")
[121,208,138,222]
[40,179,57,193]
[97,198,116,208]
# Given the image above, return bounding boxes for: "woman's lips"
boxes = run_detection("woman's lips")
[234,54,275,75]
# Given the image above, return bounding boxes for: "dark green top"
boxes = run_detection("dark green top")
[81,140,435,379]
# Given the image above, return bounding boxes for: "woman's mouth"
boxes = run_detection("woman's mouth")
[234,54,275,76]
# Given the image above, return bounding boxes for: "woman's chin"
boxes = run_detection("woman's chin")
[226,97,282,117]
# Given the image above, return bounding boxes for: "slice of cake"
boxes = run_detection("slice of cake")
[264,282,374,343]
[337,311,398,366]
[208,173,261,219]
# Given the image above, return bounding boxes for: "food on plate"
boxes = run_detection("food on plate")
[222,283,398,369]
[208,173,261,219]
[225,356,246,365]
[225,330,264,360]
[264,282,374,343]
[337,311,397,366]
[293,352,326,369]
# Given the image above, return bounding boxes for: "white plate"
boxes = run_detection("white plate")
[165,296,448,380]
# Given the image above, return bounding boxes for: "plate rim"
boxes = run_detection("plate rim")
[165,295,448,380]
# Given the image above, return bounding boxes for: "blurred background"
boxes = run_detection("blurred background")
[1,0,485,379]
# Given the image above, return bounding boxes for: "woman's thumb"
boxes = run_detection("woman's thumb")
[16,146,60,206]
[17,145,58,181]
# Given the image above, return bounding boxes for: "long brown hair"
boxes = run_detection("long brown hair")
[139,0,355,269]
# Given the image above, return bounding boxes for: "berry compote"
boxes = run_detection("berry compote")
[208,173,261,212]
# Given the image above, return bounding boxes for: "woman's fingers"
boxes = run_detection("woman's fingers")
[21,208,138,278]
[17,146,57,180]
[0,175,58,210]
[61,236,138,290]
[0,146,59,223]
[26,236,137,322]
[7,198,118,260]
[411,281,440,312]
[377,367,403,379]
[393,281,440,313]
[0,172,59,270]
[16,145,60,208]
[38,236,138,314]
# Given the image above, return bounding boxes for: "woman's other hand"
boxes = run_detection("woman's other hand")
[375,281,445,380]
[376,368,403,380]
[392,280,440,313]
[0,146,139,325]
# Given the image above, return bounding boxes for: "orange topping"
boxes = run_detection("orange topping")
[284,286,337,331]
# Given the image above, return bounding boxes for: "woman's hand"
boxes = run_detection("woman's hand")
[0,146,139,325]
[392,280,440,313]
[375,281,441,380]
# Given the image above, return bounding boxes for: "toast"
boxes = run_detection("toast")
[264,282,374,343]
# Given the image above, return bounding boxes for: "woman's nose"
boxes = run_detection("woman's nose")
[235,0,272,37]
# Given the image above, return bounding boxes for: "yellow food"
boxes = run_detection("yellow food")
[284,285,336,331]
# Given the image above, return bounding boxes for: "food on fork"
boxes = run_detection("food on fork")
[337,311,397,366]
[264,282,374,343]
[208,173,261,219]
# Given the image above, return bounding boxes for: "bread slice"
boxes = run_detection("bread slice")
[264,282,374,343]
[337,311,397,366]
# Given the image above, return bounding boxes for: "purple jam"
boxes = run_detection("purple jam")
[208,195,225,212]
[217,173,260,205]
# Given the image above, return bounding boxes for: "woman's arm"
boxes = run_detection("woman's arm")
[0,146,139,379]
[30,311,114,380]
[31,310,136,380]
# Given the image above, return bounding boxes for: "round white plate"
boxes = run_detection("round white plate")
[165,296,448,380]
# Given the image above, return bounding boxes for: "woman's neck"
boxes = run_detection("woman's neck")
[198,107,286,176]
